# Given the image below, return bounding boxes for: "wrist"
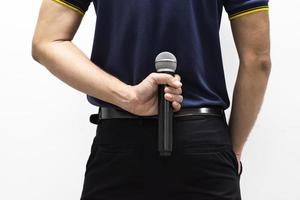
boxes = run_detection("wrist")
[231,142,243,159]
[234,150,242,161]
[112,83,137,112]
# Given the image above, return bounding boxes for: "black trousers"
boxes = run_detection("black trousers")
[80,114,242,200]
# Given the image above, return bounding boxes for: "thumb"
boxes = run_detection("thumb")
[149,72,182,88]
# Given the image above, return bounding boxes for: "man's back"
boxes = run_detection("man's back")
[87,0,230,110]
[50,0,268,110]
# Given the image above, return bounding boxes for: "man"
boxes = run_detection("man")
[32,0,271,199]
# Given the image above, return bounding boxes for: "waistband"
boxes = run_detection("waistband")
[89,106,225,125]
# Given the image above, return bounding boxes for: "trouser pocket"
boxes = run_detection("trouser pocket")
[176,144,242,199]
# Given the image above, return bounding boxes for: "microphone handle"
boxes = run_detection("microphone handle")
[158,71,174,156]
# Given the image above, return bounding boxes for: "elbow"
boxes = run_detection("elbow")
[241,54,272,76]
[31,37,45,63]
[31,40,40,62]
[258,56,272,75]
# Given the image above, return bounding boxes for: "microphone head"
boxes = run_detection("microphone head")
[155,52,177,73]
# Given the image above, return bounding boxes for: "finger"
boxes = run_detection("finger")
[164,93,183,103]
[172,101,181,112]
[174,74,181,82]
[164,86,182,95]
[150,73,182,88]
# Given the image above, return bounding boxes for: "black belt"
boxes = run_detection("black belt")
[89,106,225,124]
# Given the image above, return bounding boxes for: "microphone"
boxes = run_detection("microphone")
[155,52,177,157]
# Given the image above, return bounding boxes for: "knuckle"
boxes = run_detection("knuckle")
[165,73,172,79]
[176,97,182,103]
[166,75,173,84]
[149,73,157,82]
[166,87,174,93]
[176,95,182,101]
[150,72,156,77]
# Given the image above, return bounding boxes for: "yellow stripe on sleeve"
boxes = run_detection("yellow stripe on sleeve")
[229,7,269,20]
[52,0,85,16]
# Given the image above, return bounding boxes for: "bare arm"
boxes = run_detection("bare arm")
[32,0,135,111]
[228,11,271,160]
[32,0,183,115]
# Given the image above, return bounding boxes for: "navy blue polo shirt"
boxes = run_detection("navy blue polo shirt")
[53,0,269,111]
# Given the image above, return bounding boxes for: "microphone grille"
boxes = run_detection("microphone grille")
[155,52,177,72]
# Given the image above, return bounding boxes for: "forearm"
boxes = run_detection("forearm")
[32,40,134,111]
[229,57,271,156]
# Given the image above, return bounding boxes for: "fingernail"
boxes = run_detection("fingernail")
[175,81,182,86]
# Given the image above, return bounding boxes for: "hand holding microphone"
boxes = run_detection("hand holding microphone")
[129,70,183,116]
[127,52,181,156]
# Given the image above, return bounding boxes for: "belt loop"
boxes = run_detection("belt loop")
[98,106,102,121]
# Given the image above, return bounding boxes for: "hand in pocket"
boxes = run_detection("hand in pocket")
[235,153,243,176]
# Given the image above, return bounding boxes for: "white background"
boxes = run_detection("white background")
[0,1,299,199]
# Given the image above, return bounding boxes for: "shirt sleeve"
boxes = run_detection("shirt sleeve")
[223,0,269,20]
[52,0,92,16]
